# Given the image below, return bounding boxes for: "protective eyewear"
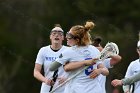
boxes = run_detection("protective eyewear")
[51,30,63,36]
[66,32,77,39]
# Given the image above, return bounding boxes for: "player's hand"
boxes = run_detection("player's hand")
[111,79,123,87]
[44,78,54,86]
[84,58,98,66]
[124,92,130,93]
[89,69,101,78]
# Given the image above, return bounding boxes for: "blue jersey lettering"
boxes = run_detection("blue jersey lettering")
[84,58,94,76]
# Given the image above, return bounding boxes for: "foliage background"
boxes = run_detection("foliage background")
[0,0,140,93]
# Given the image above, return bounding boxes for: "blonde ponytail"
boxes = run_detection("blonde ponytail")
[84,21,95,32]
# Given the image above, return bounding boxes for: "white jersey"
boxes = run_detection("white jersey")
[98,58,112,93]
[35,45,68,93]
[56,45,103,93]
[124,59,140,93]
[53,66,69,93]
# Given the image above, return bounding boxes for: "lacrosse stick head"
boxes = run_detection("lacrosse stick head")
[137,41,140,48]
[99,42,119,61]
[137,32,140,48]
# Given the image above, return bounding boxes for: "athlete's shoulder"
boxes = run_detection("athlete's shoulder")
[131,59,139,64]
[62,45,69,49]
[129,59,139,66]
[60,46,73,55]
[89,45,99,50]
[38,46,50,54]
[63,46,72,52]
[88,45,100,53]
[39,45,50,50]
[133,59,139,62]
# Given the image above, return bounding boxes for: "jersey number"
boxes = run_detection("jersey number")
[84,58,94,76]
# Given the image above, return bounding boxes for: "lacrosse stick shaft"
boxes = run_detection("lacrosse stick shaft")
[139,31,140,40]
[129,84,133,93]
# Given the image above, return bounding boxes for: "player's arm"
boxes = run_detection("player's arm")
[122,62,133,93]
[122,72,140,85]
[34,63,53,85]
[64,58,98,72]
[111,72,140,87]
[34,63,44,82]
[110,55,122,66]
[97,63,109,76]
[89,63,109,78]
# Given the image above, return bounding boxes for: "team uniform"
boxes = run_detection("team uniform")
[124,59,140,93]
[98,58,112,93]
[122,72,140,85]
[35,45,68,93]
[55,45,104,93]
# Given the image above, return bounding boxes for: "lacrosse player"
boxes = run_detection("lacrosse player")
[92,36,103,51]
[49,21,109,93]
[33,25,68,93]
[92,36,122,93]
[121,40,140,93]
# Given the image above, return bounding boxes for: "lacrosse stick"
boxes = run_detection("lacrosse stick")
[137,32,140,47]
[139,31,140,40]
[50,42,119,93]
[129,84,133,93]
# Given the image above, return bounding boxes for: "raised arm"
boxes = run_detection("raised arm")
[110,55,122,66]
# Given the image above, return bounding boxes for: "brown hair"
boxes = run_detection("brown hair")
[54,24,61,28]
[92,36,102,47]
[70,21,95,46]
[51,24,64,34]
